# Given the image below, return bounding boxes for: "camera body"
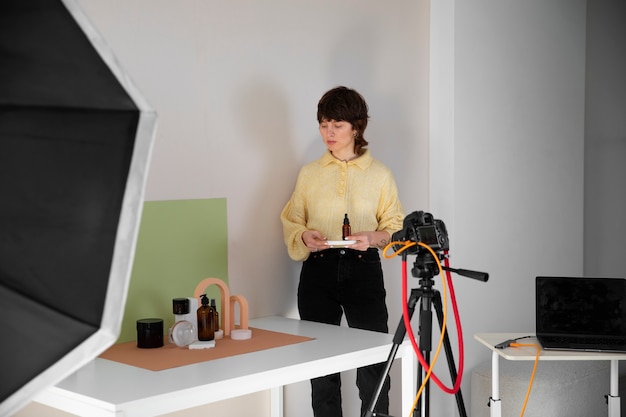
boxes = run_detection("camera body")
[392,211,449,255]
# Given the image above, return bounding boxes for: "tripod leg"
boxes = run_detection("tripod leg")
[416,292,433,417]
[432,291,467,417]
[363,289,422,417]
[415,349,431,417]
[416,352,424,417]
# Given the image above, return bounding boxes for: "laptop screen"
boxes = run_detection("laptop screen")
[536,276,626,337]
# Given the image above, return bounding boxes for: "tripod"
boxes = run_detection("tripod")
[363,253,488,417]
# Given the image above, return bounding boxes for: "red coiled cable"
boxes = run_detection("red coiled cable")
[401,250,464,394]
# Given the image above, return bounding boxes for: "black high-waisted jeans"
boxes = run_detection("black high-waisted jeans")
[298,248,390,417]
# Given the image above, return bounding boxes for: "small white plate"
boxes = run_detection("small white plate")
[325,240,357,247]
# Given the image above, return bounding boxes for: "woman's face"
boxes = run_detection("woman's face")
[319,119,355,157]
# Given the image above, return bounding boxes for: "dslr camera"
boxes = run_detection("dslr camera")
[392,211,449,255]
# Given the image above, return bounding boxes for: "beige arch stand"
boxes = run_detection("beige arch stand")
[229,294,251,340]
[193,278,250,339]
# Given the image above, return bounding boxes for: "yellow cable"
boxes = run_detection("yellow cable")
[509,342,541,417]
[382,240,416,259]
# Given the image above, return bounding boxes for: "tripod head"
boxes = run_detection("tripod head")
[407,250,489,288]
[408,250,442,284]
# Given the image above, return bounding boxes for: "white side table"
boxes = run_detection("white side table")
[474,333,626,417]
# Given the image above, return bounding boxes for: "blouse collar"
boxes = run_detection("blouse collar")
[321,149,373,170]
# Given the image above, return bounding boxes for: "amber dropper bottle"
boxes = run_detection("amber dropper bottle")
[342,213,351,240]
[210,298,219,331]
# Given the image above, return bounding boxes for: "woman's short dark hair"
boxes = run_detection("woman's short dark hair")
[317,86,370,156]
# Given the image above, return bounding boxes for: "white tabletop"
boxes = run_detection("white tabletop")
[474,333,626,361]
[35,316,410,417]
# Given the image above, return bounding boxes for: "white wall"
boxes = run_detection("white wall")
[72,1,427,417]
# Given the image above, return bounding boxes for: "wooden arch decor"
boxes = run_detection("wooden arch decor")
[229,294,249,331]
[193,278,250,338]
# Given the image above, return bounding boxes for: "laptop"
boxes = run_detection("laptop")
[535,276,626,352]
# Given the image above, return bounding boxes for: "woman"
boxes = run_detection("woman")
[280,86,405,417]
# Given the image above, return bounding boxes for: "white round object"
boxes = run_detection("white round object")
[325,240,357,247]
[171,320,196,347]
[230,329,252,340]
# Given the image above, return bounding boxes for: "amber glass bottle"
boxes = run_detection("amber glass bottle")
[342,213,351,240]
[197,294,215,341]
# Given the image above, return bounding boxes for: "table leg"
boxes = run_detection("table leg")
[401,343,417,417]
[489,351,502,417]
[607,360,620,417]
[270,386,283,417]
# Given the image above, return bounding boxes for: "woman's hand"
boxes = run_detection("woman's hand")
[345,232,370,251]
[346,231,391,251]
[302,230,327,253]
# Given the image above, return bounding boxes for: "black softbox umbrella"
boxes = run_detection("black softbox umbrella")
[0,1,157,415]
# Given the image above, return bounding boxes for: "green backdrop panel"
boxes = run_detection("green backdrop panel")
[117,198,228,343]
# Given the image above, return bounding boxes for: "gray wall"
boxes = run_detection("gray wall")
[584,0,626,278]
[443,0,626,415]
[432,0,587,414]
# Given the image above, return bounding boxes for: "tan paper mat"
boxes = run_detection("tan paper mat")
[99,327,314,371]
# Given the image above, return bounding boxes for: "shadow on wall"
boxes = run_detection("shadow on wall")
[230,79,300,318]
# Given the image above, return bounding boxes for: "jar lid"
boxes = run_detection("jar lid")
[136,318,163,330]
[172,298,190,314]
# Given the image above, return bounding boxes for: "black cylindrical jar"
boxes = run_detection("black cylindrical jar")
[136,318,164,348]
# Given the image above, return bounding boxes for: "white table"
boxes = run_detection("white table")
[35,316,416,417]
[475,332,626,417]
